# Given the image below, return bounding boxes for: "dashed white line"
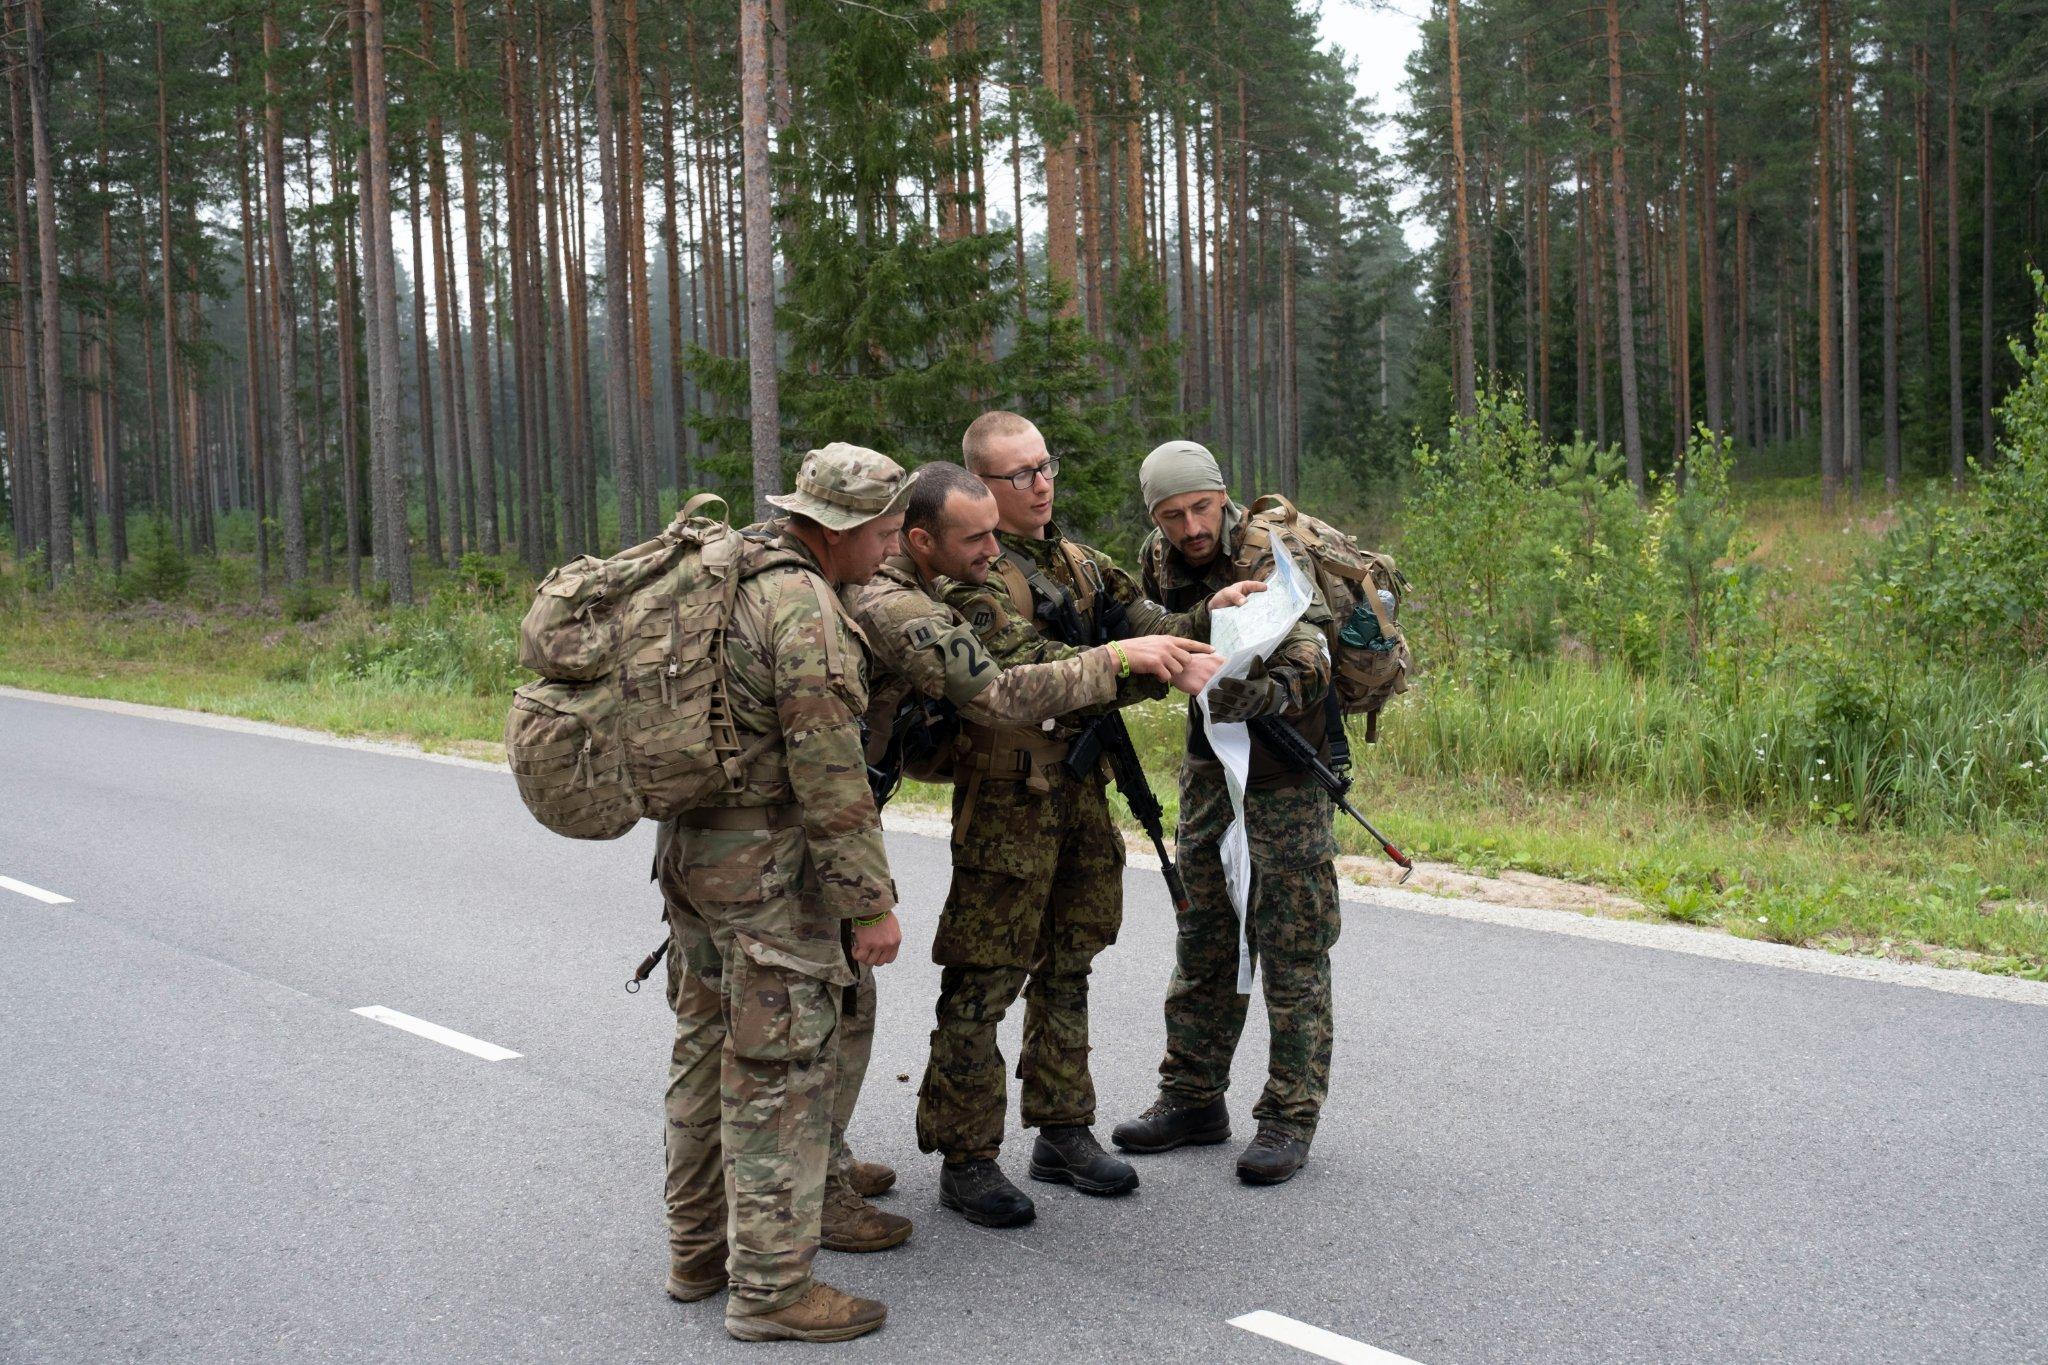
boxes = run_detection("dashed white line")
[351,1006,522,1061]
[0,875,73,904]
[1229,1311,1424,1365]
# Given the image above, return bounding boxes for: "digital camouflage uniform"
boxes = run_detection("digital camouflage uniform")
[825,555,1123,1192]
[1139,503,1342,1142]
[660,524,893,1321]
[916,525,1192,1160]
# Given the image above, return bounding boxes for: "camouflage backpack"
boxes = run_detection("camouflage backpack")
[505,493,772,840]
[1233,493,1411,733]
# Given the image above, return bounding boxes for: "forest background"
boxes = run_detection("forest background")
[2,0,2046,977]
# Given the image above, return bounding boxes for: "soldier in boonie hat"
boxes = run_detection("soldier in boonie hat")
[767,442,913,530]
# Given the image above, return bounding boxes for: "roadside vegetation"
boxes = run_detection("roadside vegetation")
[8,286,2046,979]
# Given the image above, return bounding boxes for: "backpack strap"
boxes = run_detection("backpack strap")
[1054,540,1098,624]
[993,551,1035,621]
[681,491,729,522]
[1245,492,1300,524]
[802,571,849,682]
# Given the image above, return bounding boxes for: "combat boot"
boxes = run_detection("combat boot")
[725,1279,886,1344]
[937,1157,1036,1227]
[665,1248,728,1303]
[846,1159,896,1199]
[1029,1125,1139,1196]
[1235,1124,1310,1185]
[821,1183,913,1252]
[1111,1096,1232,1154]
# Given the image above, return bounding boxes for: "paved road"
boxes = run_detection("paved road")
[3,688,2045,1364]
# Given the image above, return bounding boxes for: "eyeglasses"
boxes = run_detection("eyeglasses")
[981,458,1060,491]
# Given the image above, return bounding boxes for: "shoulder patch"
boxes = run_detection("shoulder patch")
[965,596,1001,636]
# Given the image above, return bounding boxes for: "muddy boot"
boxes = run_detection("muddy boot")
[1235,1124,1310,1185]
[821,1182,913,1252]
[937,1157,1036,1228]
[725,1279,886,1344]
[665,1248,728,1303]
[1111,1096,1231,1154]
[1029,1125,1139,1196]
[845,1159,897,1199]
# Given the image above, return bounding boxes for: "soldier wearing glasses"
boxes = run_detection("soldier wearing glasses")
[915,410,1197,1227]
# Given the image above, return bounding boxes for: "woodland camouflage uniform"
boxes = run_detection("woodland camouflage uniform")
[660,516,893,1322]
[915,525,1190,1160]
[1139,503,1342,1141]
[826,554,1123,1193]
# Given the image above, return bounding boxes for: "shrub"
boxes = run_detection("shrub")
[124,517,192,602]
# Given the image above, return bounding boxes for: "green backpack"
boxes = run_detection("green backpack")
[505,494,769,840]
[1232,493,1411,730]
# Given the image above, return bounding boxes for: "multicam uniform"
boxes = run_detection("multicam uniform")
[660,528,891,1320]
[915,525,1189,1160]
[1138,503,1341,1142]
[827,554,1124,1190]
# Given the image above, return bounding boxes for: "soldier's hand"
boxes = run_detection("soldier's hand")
[1205,675,1285,724]
[852,911,902,966]
[1208,580,1269,612]
[1170,651,1227,695]
[1116,634,1214,682]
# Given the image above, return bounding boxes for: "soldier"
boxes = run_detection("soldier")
[1109,439,1339,1186]
[822,462,1215,1252]
[916,411,1229,1228]
[660,443,907,1344]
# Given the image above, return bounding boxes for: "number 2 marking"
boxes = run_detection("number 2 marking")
[949,636,993,677]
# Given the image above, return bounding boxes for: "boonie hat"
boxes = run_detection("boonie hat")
[766,443,912,530]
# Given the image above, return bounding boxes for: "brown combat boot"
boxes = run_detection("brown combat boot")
[665,1248,728,1303]
[821,1182,913,1252]
[725,1279,887,1343]
[845,1158,897,1198]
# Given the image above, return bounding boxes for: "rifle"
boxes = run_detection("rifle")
[865,694,956,811]
[1247,714,1413,883]
[1027,567,1192,917]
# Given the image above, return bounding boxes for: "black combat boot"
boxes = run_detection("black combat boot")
[1110,1096,1232,1154]
[1029,1125,1140,1196]
[938,1158,1037,1228]
[1235,1125,1310,1185]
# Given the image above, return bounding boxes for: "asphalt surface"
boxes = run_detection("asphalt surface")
[3,688,2045,1364]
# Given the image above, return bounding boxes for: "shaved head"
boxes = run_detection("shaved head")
[961,410,1040,473]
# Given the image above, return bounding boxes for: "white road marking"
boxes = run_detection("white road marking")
[0,875,73,904]
[1229,1311,1424,1365]
[351,1006,521,1061]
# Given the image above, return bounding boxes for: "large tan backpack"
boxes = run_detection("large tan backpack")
[1233,494,1411,728]
[505,494,768,840]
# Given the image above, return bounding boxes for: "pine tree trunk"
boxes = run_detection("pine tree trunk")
[739,0,781,515]
[1446,0,1476,419]
[1841,49,1862,493]
[331,124,363,593]
[408,166,442,566]
[96,56,124,569]
[1697,0,1724,435]
[1602,0,1643,486]
[1945,0,1964,485]
[236,98,269,593]
[590,0,641,542]
[1882,71,1901,496]
[261,12,306,584]
[155,25,187,548]
[356,0,411,603]
[659,53,688,490]
[1816,0,1840,507]
[1174,92,1194,410]
[9,5,45,564]
[454,0,499,553]
[26,0,66,578]
[1979,100,1993,463]
[624,0,659,536]
[1041,0,1078,315]
[1077,34,1103,339]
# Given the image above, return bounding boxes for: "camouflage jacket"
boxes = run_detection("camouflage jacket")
[687,530,894,940]
[942,524,1184,740]
[1141,502,1334,787]
[847,554,1119,749]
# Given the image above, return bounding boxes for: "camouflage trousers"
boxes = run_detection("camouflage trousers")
[662,866,844,1318]
[1160,784,1341,1141]
[828,964,876,1192]
[916,768,1124,1159]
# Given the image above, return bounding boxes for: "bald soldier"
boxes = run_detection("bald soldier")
[660,443,907,1344]
[820,463,1215,1252]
